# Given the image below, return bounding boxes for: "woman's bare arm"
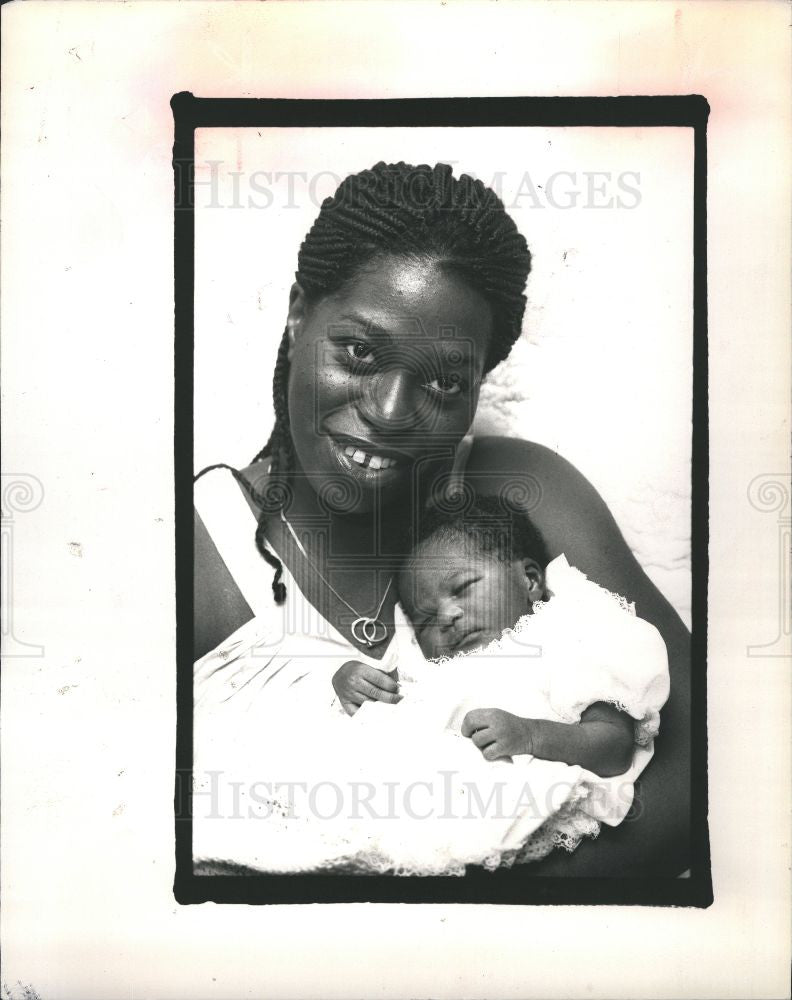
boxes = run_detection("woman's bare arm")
[465,436,692,876]
[194,508,254,661]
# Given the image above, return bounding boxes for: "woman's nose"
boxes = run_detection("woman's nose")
[358,368,421,432]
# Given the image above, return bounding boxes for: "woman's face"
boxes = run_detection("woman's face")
[286,256,494,513]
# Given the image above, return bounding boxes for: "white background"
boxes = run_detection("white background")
[195,126,693,623]
[2,3,790,999]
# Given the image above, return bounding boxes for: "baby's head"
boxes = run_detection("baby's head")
[399,495,549,659]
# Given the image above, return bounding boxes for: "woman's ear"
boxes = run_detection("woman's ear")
[286,282,308,360]
[521,559,546,602]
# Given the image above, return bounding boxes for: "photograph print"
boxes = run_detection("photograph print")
[175,95,711,905]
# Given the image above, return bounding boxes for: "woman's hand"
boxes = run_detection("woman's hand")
[332,660,402,716]
[461,708,533,761]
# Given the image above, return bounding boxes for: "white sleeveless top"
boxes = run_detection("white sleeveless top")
[194,467,405,719]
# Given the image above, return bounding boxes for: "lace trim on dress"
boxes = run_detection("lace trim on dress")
[222,777,603,876]
[504,785,602,867]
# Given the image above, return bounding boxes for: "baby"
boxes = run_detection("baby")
[333,495,667,780]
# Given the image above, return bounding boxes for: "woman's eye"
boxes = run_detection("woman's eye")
[427,373,463,396]
[453,578,476,597]
[345,342,375,364]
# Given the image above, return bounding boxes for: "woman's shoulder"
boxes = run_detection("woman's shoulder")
[465,437,686,638]
[464,436,639,593]
[237,461,271,516]
[193,460,272,659]
[194,459,279,518]
[465,436,609,527]
[468,435,584,481]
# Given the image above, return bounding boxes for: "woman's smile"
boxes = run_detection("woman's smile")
[327,431,413,467]
[343,446,398,471]
[327,432,407,485]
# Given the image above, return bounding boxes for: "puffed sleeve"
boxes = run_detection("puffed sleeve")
[539,555,670,747]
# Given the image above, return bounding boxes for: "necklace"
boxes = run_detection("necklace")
[279,510,392,648]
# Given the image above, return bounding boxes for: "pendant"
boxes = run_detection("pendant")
[351,616,389,647]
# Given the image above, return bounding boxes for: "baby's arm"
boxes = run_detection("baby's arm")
[461,702,634,778]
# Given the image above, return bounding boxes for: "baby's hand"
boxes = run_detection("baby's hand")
[332,660,402,716]
[461,708,534,761]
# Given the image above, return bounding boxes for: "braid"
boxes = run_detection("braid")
[250,161,532,601]
[247,326,293,604]
[255,514,286,605]
[251,325,293,475]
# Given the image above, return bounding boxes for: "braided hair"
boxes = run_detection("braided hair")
[214,162,532,604]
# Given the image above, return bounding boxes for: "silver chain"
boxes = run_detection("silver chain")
[279,509,392,646]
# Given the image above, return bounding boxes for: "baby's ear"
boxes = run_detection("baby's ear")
[521,558,546,601]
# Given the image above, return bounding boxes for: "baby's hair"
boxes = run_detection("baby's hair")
[240,162,531,604]
[407,494,550,570]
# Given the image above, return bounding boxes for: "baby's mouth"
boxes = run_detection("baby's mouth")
[453,627,486,652]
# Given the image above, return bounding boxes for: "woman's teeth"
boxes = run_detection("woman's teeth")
[344,446,397,470]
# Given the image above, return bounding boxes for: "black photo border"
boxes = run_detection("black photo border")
[173,93,712,907]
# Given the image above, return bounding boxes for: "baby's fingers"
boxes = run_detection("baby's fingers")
[461,708,494,737]
[369,686,403,705]
[470,728,495,750]
[481,743,512,763]
[359,665,400,694]
[353,678,402,704]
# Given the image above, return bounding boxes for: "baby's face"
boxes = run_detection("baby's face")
[400,539,545,659]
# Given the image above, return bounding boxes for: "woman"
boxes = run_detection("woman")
[194,161,691,877]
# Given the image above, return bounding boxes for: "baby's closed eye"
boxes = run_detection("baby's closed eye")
[452,578,477,597]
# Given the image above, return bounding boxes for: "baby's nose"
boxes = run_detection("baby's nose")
[437,598,463,628]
